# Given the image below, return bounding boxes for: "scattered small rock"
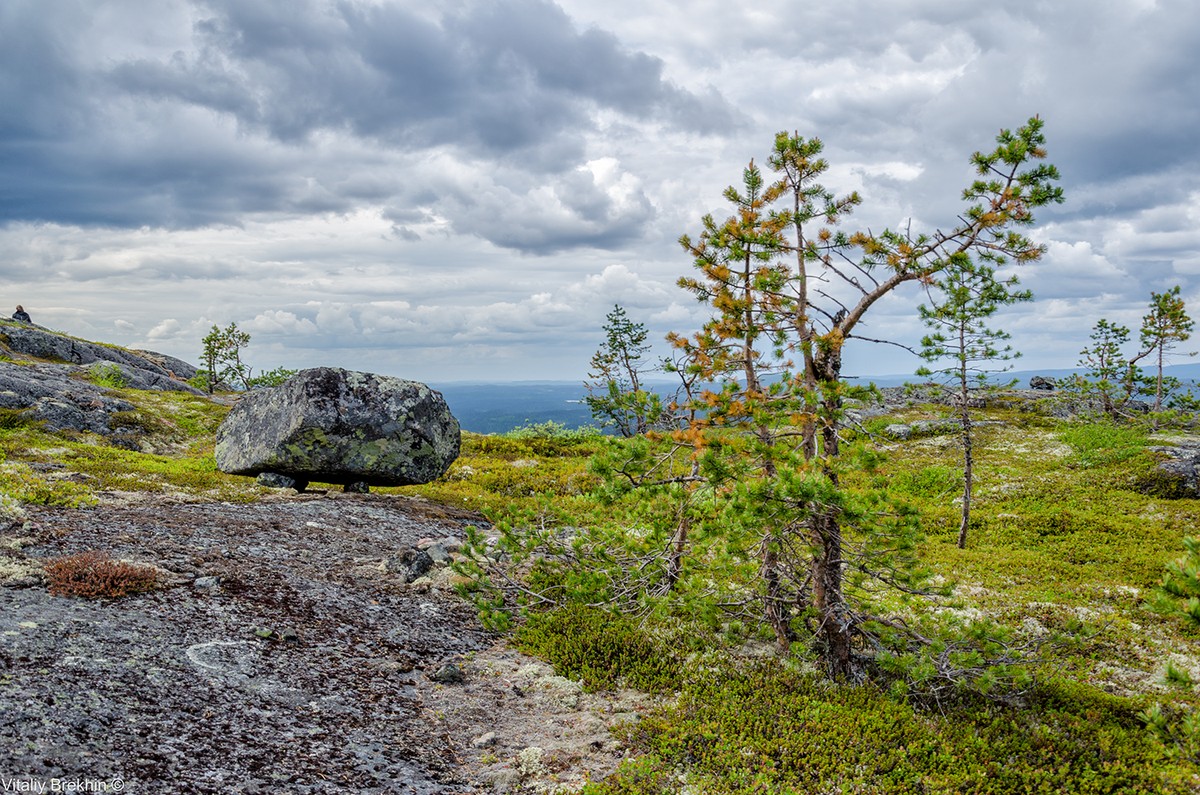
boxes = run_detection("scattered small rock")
[375,654,418,674]
[471,731,497,748]
[424,543,452,565]
[192,576,222,589]
[255,472,307,492]
[384,545,435,583]
[428,663,464,684]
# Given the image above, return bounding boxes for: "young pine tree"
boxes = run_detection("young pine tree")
[584,305,663,437]
[917,258,1031,548]
[467,119,1064,688]
[1075,319,1145,419]
[666,118,1062,678]
[200,322,253,393]
[1140,285,1195,412]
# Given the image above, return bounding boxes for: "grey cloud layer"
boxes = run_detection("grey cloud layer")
[2,0,1199,381]
[0,0,729,251]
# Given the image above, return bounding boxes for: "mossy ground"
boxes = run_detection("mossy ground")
[0,388,261,504]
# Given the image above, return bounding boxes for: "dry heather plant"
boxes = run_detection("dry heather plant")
[44,550,158,598]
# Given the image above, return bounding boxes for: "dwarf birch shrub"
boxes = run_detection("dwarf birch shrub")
[515,603,680,692]
[45,551,158,599]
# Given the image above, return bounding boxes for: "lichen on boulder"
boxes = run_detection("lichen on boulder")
[215,367,460,488]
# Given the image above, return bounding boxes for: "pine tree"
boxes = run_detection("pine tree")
[1076,318,1144,419]
[584,305,663,436]
[917,258,1031,548]
[1140,286,1195,411]
[667,117,1062,678]
[200,322,253,392]
[466,118,1064,689]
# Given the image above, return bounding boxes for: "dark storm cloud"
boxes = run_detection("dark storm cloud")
[0,0,732,238]
[168,0,729,150]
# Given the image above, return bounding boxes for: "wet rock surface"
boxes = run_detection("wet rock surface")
[0,494,649,793]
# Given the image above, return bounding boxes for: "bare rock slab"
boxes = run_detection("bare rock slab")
[215,367,460,487]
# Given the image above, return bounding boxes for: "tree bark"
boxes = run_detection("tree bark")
[956,329,973,549]
[957,383,974,549]
[810,343,855,679]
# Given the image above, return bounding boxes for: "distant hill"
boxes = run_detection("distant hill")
[432,382,594,435]
[855,363,1200,388]
[435,363,1200,434]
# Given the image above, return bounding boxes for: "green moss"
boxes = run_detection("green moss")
[107,410,172,436]
[0,389,251,504]
[1060,422,1149,468]
[0,463,95,507]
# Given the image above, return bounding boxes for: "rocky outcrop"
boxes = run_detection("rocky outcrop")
[1144,438,1200,499]
[0,321,205,440]
[1030,376,1056,390]
[214,367,460,490]
[0,364,135,436]
[0,323,198,386]
[846,384,1145,423]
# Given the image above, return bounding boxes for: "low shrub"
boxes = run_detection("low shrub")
[0,464,95,507]
[515,603,680,693]
[1059,422,1148,468]
[505,421,606,456]
[584,661,1191,794]
[889,464,963,500]
[0,407,38,430]
[87,363,130,389]
[44,550,159,599]
[107,409,171,436]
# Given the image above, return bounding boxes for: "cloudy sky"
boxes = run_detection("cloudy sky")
[2,0,1197,384]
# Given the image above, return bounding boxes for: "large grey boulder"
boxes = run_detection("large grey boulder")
[214,368,460,488]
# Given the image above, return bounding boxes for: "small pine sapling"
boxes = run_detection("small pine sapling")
[584,304,664,437]
[916,256,1031,547]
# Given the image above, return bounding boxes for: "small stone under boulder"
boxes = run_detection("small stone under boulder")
[215,367,460,490]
